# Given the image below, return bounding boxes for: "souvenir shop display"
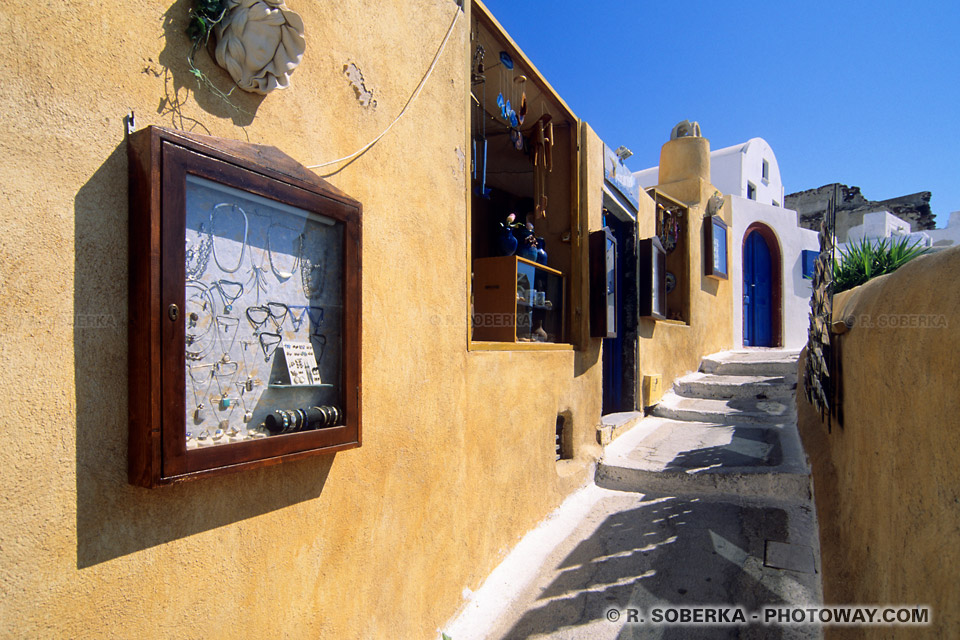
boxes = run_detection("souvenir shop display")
[128,126,362,487]
[472,255,564,343]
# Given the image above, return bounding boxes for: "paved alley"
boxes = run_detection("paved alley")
[446,350,822,640]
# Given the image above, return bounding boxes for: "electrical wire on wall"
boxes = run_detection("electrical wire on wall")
[307,3,463,174]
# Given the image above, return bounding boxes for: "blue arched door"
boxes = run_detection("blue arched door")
[743,230,773,346]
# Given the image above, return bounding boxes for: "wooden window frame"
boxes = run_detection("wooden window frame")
[467,1,583,352]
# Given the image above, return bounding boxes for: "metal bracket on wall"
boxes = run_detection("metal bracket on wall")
[125,111,136,137]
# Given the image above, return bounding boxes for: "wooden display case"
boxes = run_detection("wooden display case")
[472,256,564,343]
[705,215,729,279]
[127,126,362,487]
[589,227,618,338]
[638,237,666,320]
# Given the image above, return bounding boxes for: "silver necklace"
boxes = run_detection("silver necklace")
[300,241,326,299]
[185,223,213,279]
[211,203,249,274]
[215,315,240,361]
[267,221,300,281]
[244,246,270,304]
[185,281,216,358]
[188,363,217,423]
[258,331,283,362]
[213,279,244,313]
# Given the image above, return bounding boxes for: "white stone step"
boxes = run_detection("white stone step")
[652,390,796,425]
[699,349,801,378]
[597,416,811,499]
[674,371,797,400]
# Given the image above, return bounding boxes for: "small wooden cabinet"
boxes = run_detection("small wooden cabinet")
[590,227,618,338]
[705,215,729,279]
[472,256,564,343]
[638,237,666,320]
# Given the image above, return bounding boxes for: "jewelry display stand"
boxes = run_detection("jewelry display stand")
[128,126,362,487]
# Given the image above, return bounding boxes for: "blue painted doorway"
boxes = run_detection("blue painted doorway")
[602,213,628,413]
[743,230,774,346]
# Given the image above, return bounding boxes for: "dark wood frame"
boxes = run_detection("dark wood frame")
[128,126,362,487]
[589,227,618,338]
[705,215,729,280]
[637,237,666,320]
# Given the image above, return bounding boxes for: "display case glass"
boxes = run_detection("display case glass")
[473,256,564,343]
[705,215,729,279]
[183,175,343,448]
[590,227,618,338]
[128,126,361,487]
[638,237,666,320]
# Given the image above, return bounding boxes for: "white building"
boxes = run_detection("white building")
[635,135,818,350]
[925,211,960,249]
[841,210,932,252]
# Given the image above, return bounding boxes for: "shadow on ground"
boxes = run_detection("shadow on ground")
[499,496,792,640]
[662,427,783,471]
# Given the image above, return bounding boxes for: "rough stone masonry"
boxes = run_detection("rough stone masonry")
[785,183,935,242]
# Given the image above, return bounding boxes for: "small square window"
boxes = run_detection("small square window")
[747,182,757,200]
[802,249,819,279]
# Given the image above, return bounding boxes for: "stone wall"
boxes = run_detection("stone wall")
[785,183,935,241]
[796,246,960,639]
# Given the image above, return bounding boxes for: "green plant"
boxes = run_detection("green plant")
[187,0,228,72]
[832,236,928,293]
[185,0,249,112]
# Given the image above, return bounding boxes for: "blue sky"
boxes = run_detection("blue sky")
[478,0,960,225]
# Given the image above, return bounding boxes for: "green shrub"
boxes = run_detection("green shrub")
[832,236,928,293]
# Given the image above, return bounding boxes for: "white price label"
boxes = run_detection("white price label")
[281,342,321,386]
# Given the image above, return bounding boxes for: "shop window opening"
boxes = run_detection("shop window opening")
[648,189,690,324]
[468,4,578,347]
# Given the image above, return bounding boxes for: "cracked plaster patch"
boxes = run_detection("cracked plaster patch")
[344,63,376,108]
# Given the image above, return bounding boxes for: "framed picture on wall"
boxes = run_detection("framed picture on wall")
[705,215,729,280]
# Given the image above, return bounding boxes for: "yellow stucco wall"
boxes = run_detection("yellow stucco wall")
[796,246,960,639]
[638,137,734,400]
[0,1,604,637]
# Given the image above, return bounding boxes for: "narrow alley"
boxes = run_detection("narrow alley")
[448,349,822,640]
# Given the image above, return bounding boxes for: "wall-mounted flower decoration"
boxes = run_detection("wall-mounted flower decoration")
[213,0,306,94]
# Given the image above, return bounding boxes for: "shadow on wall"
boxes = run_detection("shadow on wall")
[789,253,809,304]
[73,140,332,570]
[156,0,265,130]
[498,496,791,640]
[700,223,720,297]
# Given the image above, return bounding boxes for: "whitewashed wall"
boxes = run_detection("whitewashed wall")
[728,195,819,349]
[711,138,784,207]
[923,211,960,248]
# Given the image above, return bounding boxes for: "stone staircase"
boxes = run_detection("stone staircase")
[448,349,823,640]
[598,349,811,499]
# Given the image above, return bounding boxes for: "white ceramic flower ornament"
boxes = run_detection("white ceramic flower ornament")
[214,0,306,94]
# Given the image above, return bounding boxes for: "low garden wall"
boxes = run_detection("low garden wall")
[797,245,960,638]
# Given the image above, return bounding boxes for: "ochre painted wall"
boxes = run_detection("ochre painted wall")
[797,246,960,639]
[0,1,603,637]
[638,137,734,400]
